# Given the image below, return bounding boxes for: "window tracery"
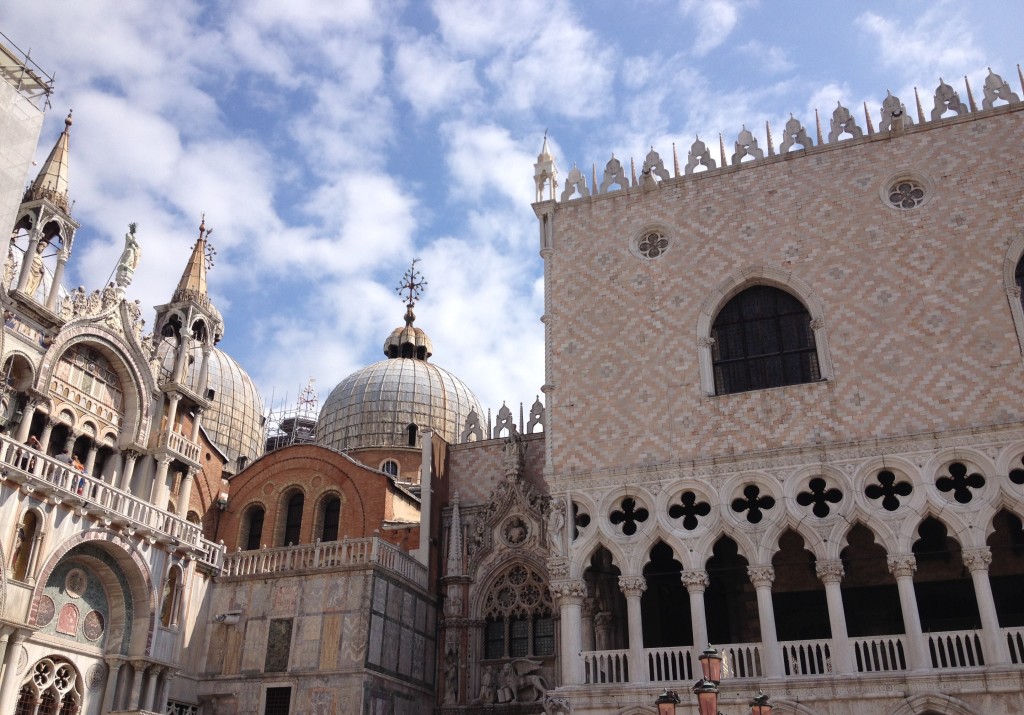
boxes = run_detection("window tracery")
[483,564,554,660]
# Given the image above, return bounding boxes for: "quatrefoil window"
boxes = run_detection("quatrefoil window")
[638,231,669,258]
[796,477,843,518]
[731,485,775,524]
[610,497,649,536]
[865,470,912,511]
[936,462,985,504]
[1009,456,1024,485]
[669,491,711,530]
[573,502,591,540]
[888,180,925,209]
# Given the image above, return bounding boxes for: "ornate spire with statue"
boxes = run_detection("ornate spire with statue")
[115,222,141,287]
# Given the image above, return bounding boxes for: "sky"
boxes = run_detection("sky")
[4,0,1023,420]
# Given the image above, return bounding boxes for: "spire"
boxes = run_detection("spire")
[385,259,433,360]
[27,110,72,212]
[533,131,558,201]
[173,215,214,306]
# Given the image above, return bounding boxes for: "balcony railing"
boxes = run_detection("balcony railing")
[158,430,201,465]
[928,630,984,669]
[1006,627,1024,664]
[0,434,223,570]
[221,537,428,589]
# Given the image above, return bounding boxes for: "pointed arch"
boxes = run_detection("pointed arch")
[890,692,976,715]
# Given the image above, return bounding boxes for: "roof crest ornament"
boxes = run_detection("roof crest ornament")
[396,258,427,326]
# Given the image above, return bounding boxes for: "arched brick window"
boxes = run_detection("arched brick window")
[321,496,341,542]
[242,505,264,550]
[283,491,304,546]
[711,285,820,395]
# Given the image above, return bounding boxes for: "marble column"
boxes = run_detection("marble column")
[140,664,158,711]
[552,579,587,685]
[748,565,783,677]
[815,560,853,673]
[0,630,28,714]
[164,393,183,436]
[681,569,710,654]
[151,455,173,505]
[38,417,57,454]
[127,661,145,710]
[15,400,37,442]
[581,598,597,652]
[962,547,1010,665]
[0,628,11,700]
[44,252,67,311]
[176,466,197,516]
[156,667,175,713]
[619,575,647,683]
[887,554,930,670]
[100,659,123,713]
[84,443,99,476]
[15,233,40,293]
[119,450,140,492]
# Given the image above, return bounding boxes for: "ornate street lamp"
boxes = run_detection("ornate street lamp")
[656,689,681,715]
[691,677,719,715]
[749,690,772,715]
[698,647,724,684]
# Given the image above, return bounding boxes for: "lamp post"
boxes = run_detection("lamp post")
[652,647,771,715]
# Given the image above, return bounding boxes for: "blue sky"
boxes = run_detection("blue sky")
[6,0,1023,418]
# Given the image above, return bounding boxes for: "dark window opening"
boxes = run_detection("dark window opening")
[642,541,691,648]
[321,497,341,542]
[381,460,399,477]
[283,492,303,546]
[483,616,554,660]
[244,506,264,550]
[407,424,418,447]
[1016,258,1024,313]
[264,687,291,715]
[265,619,294,672]
[711,285,819,395]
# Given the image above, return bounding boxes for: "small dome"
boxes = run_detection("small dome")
[159,344,265,467]
[316,357,482,451]
[384,324,432,359]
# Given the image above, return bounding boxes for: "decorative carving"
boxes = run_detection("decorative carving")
[936,462,985,503]
[680,569,710,592]
[461,408,484,442]
[731,126,764,164]
[609,497,649,536]
[637,231,669,259]
[961,548,992,573]
[35,595,56,626]
[796,477,843,518]
[546,497,566,556]
[560,164,590,201]
[669,491,711,530]
[503,516,529,546]
[887,554,917,578]
[494,403,517,439]
[65,568,87,598]
[931,79,968,120]
[880,91,913,132]
[544,695,573,715]
[447,492,463,576]
[685,136,717,174]
[698,336,716,348]
[484,564,553,619]
[780,115,813,152]
[865,469,913,511]
[828,102,863,142]
[982,69,1021,109]
[473,664,497,705]
[83,610,105,640]
[443,644,459,704]
[815,560,845,584]
[887,179,925,210]
[640,147,670,188]
[527,396,545,434]
[549,579,587,602]
[747,566,775,587]
[599,156,628,193]
[501,432,525,478]
[86,662,106,690]
[547,558,569,579]
[499,659,549,703]
[618,575,647,597]
[731,484,775,524]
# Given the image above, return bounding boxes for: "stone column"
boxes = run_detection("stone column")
[681,569,710,653]
[552,580,587,685]
[619,575,647,683]
[416,428,433,565]
[581,598,597,652]
[176,466,197,516]
[594,612,613,651]
[748,565,783,677]
[815,560,853,673]
[140,665,158,711]
[172,340,190,383]
[156,667,175,713]
[962,548,1010,665]
[44,252,67,311]
[197,345,213,395]
[127,661,145,710]
[0,630,28,714]
[887,554,930,670]
[101,659,122,713]
[190,407,205,442]
[151,455,173,505]
[38,416,57,453]
[84,443,99,476]
[24,523,45,585]
[15,233,40,293]
[0,628,10,698]
[119,450,139,492]
[15,400,37,442]
[164,393,182,436]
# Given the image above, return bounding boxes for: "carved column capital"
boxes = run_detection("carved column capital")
[815,559,845,584]
[747,565,775,588]
[680,569,710,592]
[546,557,570,579]
[887,554,917,578]
[961,547,992,573]
[698,336,716,348]
[550,579,587,605]
[618,575,647,597]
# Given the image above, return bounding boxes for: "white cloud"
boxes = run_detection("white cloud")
[679,0,742,56]
[394,37,480,118]
[738,41,794,74]
[442,121,536,206]
[432,0,547,55]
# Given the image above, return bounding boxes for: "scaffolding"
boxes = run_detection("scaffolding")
[264,379,319,453]
[0,32,54,109]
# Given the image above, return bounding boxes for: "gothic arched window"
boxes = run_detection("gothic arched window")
[320,496,341,542]
[283,491,304,546]
[243,505,264,550]
[1015,257,1024,313]
[711,285,819,395]
[482,564,555,660]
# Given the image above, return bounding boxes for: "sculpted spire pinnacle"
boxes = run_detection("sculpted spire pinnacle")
[27,110,73,213]
[173,215,214,305]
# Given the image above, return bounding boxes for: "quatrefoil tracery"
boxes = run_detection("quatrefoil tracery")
[572,502,591,540]
[865,470,913,511]
[609,497,649,536]
[669,491,711,530]
[936,462,985,504]
[796,477,843,518]
[731,485,775,524]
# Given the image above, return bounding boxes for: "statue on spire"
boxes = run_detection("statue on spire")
[395,258,427,326]
[115,222,141,287]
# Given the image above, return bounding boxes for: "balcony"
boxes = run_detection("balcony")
[221,537,428,589]
[581,627,1024,686]
[158,429,201,465]
[0,434,223,571]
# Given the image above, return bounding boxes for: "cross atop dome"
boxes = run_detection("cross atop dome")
[395,258,427,326]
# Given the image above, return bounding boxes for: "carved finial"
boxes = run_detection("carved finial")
[864,101,875,135]
[395,258,427,326]
[1018,64,1024,94]
[814,108,823,145]
[719,133,727,167]
[914,87,925,123]
[765,120,775,156]
[630,156,637,187]
[64,110,73,129]
[965,75,978,112]
[672,142,680,177]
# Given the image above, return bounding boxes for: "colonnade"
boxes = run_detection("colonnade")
[552,548,1010,685]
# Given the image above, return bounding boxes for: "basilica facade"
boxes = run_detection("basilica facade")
[1,31,1024,715]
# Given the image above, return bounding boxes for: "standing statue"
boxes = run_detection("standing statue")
[115,223,141,287]
[23,241,46,297]
[546,499,566,556]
